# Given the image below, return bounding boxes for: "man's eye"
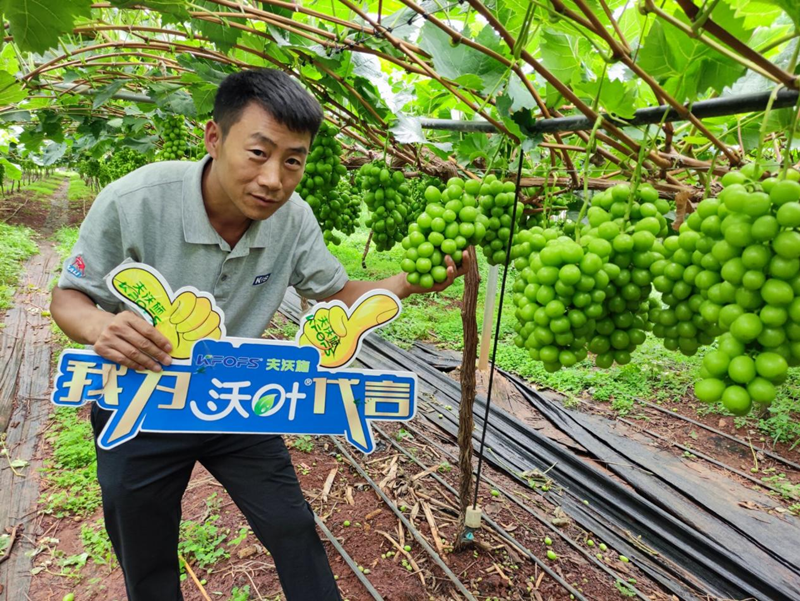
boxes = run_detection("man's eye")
[287,158,302,166]
[250,149,266,157]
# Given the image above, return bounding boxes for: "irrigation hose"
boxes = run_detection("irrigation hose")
[315,514,385,601]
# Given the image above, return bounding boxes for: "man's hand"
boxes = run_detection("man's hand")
[93,311,174,372]
[111,265,224,359]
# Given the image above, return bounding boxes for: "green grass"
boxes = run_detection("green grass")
[67,172,94,204]
[53,225,80,262]
[0,222,38,311]
[15,173,68,199]
[39,407,102,518]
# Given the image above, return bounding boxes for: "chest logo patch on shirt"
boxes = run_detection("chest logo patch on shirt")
[67,255,86,278]
[252,273,271,286]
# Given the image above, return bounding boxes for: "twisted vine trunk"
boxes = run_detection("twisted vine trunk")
[454,245,480,551]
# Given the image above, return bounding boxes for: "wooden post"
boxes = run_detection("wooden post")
[362,230,373,269]
[454,246,479,551]
[478,265,499,372]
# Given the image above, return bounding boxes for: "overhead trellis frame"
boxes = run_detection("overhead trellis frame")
[3,0,800,189]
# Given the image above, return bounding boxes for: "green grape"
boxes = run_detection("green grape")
[357,161,411,252]
[679,165,800,416]
[297,123,354,243]
[156,115,188,162]
[476,174,523,266]
[400,177,487,288]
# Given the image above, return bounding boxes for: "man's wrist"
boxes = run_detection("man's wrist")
[391,272,413,300]
[85,311,115,346]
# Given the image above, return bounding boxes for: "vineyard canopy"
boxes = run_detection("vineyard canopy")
[1,1,800,195]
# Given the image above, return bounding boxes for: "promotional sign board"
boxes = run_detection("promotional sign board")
[51,264,416,454]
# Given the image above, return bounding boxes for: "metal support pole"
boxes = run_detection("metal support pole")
[421,89,800,135]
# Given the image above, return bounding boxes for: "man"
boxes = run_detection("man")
[50,69,467,600]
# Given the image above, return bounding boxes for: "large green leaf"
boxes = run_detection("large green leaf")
[540,30,585,107]
[574,78,638,120]
[762,0,800,27]
[108,0,189,21]
[92,81,126,109]
[0,158,21,180]
[0,71,26,105]
[148,83,196,116]
[1,0,92,54]
[189,83,218,117]
[41,141,67,165]
[121,135,158,153]
[418,23,508,95]
[637,20,745,103]
[724,0,784,30]
[193,0,242,52]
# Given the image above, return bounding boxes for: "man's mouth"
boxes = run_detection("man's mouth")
[251,193,279,205]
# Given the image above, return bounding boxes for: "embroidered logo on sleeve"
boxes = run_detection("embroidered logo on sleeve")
[67,255,86,278]
[252,273,271,286]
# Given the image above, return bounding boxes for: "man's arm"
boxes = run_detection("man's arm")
[51,286,173,372]
[322,250,470,306]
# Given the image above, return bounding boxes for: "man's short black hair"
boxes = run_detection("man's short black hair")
[213,69,323,139]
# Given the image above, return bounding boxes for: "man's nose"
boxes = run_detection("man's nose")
[256,160,282,191]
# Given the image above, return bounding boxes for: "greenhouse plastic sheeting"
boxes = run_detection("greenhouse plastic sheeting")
[280,290,800,600]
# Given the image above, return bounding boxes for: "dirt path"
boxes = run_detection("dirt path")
[0,181,68,600]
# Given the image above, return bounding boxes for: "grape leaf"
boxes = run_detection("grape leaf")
[189,83,217,117]
[0,158,21,180]
[41,142,67,166]
[1,0,92,54]
[193,0,242,52]
[762,0,800,28]
[418,23,508,95]
[108,0,189,20]
[122,135,158,153]
[0,72,26,105]
[574,78,638,120]
[638,20,745,102]
[92,81,126,109]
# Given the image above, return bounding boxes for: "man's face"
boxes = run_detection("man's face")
[205,102,311,221]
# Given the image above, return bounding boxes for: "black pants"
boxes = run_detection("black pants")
[91,405,341,601]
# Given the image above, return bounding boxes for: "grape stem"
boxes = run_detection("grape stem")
[575,115,604,244]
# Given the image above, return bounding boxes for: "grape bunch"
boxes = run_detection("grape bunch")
[477,175,523,265]
[576,183,668,367]
[400,178,487,288]
[298,123,350,239]
[320,179,362,246]
[157,115,188,161]
[690,165,800,415]
[648,202,724,356]
[106,147,149,182]
[407,175,445,224]
[511,228,603,372]
[358,162,411,252]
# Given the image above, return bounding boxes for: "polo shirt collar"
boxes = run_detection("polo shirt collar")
[182,155,271,250]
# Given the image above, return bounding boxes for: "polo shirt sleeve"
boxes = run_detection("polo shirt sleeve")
[289,204,348,300]
[57,185,128,313]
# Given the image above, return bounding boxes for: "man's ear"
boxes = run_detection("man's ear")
[205,120,222,159]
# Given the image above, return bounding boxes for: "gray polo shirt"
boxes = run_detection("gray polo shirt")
[58,155,348,337]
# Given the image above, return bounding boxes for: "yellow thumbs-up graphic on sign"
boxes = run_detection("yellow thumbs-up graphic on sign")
[298,291,401,368]
[109,264,225,359]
